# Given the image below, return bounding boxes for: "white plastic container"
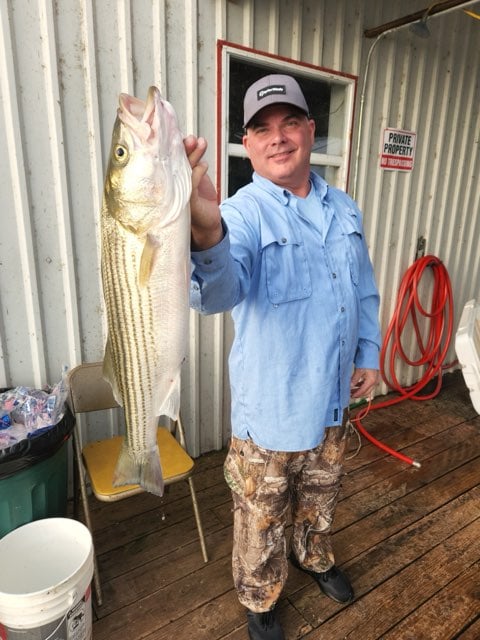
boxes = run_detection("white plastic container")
[455,298,480,415]
[0,518,93,640]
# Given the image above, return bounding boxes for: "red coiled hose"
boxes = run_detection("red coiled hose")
[351,255,456,467]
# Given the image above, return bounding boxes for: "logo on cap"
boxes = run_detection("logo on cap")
[257,85,286,100]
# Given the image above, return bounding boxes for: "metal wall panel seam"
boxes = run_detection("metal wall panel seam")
[266,0,279,54]
[310,2,324,66]
[423,25,456,258]
[243,0,254,48]
[290,1,302,61]
[330,0,345,71]
[152,0,167,93]
[218,44,230,202]
[151,1,176,446]
[0,2,47,387]
[437,17,471,270]
[184,0,201,457]
[117,0,134,92]
[408,43,440,253]
[212,0,227,449]
[80,0,104,259]
[403,46,427,264]
[211,315,224,451]
[38,0,82,369]
[184,0,198,140]
[215,0,227,40]
[348,0,365,77]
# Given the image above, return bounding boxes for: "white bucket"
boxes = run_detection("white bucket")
[0,518,94,640]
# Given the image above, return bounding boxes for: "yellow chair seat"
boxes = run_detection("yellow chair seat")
[82,426,194,501]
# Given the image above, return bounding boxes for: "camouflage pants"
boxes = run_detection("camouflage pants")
[223,422,349,613]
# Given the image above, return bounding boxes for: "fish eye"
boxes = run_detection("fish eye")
[113,144,129,163]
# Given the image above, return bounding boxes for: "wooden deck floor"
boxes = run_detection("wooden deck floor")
[89,370,480,640]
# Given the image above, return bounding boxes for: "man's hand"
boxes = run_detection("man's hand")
[350,368,379,400]
[184,135,224,250]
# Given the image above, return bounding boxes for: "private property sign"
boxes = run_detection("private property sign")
[380,128,416,171]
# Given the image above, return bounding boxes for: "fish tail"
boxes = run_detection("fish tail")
[140,448,165,497]
[112,442,165,497]
[112,442,141,487]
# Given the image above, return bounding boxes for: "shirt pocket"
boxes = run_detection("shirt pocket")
[340,215,363,287]
[263,237,312,304]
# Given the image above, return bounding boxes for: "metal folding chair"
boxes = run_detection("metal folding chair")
[68,362,208,605]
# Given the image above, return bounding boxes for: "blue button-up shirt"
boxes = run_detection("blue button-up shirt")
[190,172,381,451]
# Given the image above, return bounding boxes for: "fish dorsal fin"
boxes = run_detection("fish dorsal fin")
[139,235,158,287]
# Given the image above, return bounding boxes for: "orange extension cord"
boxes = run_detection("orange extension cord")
[350,255,456,468]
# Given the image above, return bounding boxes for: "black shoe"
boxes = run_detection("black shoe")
[246,608,285,640]
[289,553,354,603]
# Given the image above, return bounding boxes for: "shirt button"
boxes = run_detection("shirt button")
[341,306,345,312]
[193,284,199,291]
[332,272,337,278]
[281,237,287,244]
[204,258,212,265]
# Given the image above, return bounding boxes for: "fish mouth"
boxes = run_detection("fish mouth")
[117,86,173,151]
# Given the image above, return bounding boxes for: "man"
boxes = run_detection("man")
[185,74,381,640]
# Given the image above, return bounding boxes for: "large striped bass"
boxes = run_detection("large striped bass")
[100,86,191,497]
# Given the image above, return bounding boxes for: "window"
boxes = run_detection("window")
[218,43,356,198]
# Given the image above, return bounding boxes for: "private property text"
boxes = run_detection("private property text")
[380,128,416,171]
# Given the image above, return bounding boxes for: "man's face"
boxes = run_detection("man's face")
[242,104,315,196]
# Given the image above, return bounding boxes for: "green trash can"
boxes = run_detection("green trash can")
[0,408,74,538]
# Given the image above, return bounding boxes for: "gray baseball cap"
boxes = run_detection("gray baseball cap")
[243,74,310,128]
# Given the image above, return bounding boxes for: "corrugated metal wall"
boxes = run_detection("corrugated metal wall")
[1,0,479,456]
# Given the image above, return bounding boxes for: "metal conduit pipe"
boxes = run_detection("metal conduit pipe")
[364,0,480,38]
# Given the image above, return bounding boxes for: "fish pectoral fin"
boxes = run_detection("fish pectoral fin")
[156,371,181,421]
[103,340,124,406]
[139,235,160,287]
